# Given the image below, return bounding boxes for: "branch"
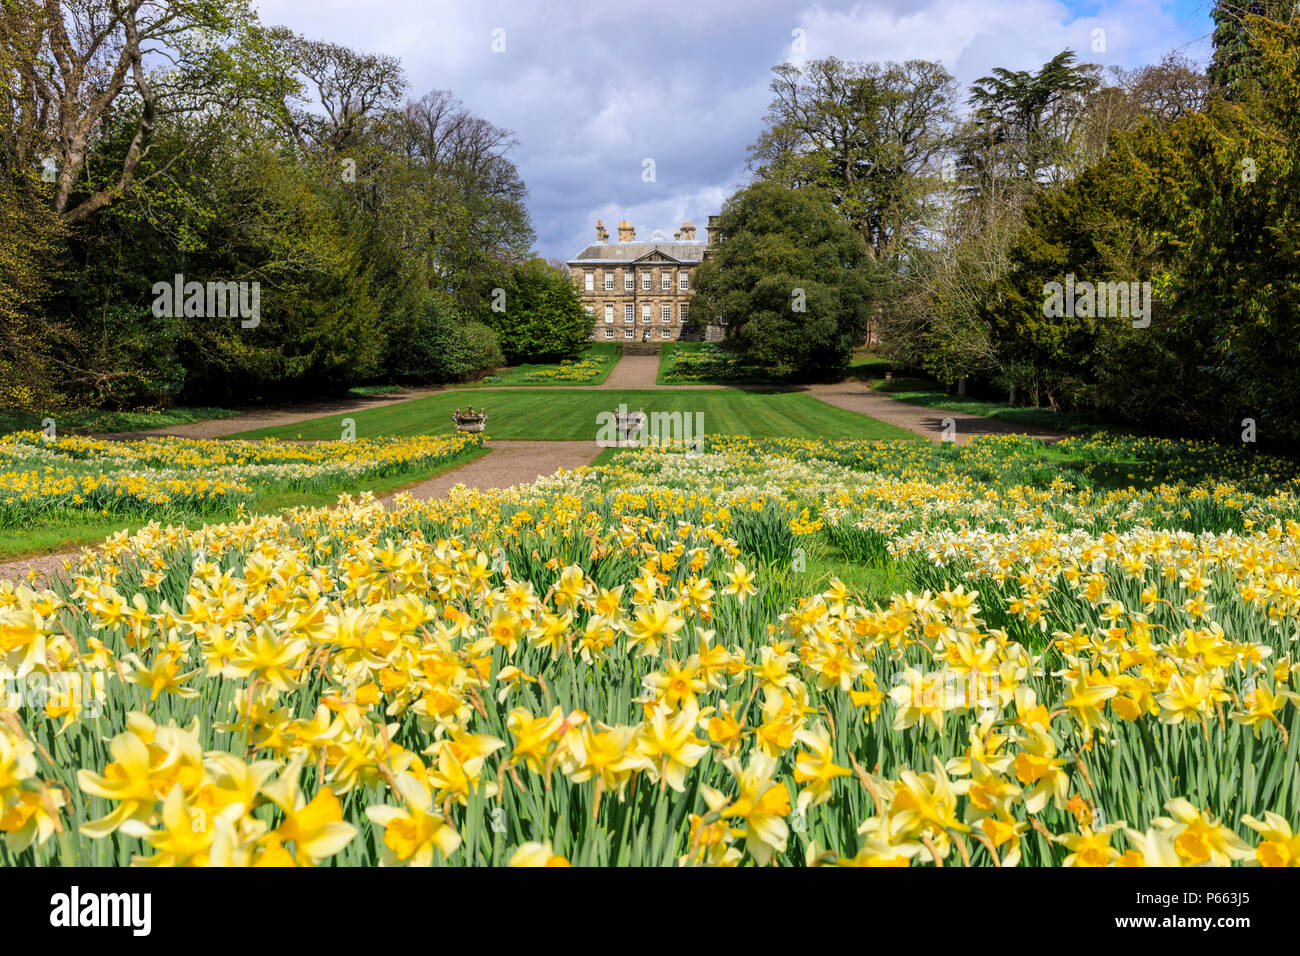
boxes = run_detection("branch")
[62,1,155,225]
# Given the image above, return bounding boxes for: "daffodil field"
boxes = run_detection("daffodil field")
[2,434,1299,866]
[0,432,480,528]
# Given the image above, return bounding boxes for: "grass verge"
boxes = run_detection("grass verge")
[0,407,239,436]
[846,351,1114,435]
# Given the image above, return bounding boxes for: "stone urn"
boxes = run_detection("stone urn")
[616,406,648,445]
[452,406,488,433]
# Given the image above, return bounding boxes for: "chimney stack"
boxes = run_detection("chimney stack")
[706,215,719,247]
[595,220,609,241]
[679,221,696,241]
[618,220,635,242]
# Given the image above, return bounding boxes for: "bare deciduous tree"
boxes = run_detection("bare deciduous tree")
[748,56,957,262]
[276,33,406,154]
[4,0,253,224]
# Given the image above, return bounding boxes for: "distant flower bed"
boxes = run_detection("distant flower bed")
[517,357,605,384]
[662,344,768,383]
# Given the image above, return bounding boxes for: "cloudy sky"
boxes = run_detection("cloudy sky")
[252,0,1216,260]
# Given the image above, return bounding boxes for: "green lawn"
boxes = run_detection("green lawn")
[0,446,488,561]
[847,350,1116,436]
[844,350,893,383]
[458,343,621,388]
[877,389,1113,435]
[0,406,239,436]
[234,388,917,442]
[870,382,1116,435]
[346,384,407,397]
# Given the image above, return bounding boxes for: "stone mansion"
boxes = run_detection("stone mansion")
[567,218,718,342]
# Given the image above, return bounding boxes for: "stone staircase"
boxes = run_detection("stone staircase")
[622,342,662,356]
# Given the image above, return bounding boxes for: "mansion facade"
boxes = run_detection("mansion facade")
[567,218,718,342]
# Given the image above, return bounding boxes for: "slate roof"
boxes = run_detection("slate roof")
[568,240,706,265]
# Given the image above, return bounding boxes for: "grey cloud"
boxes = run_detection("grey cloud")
[254,0,1210,259]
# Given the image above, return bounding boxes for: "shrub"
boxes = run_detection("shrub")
[391,295,504,384]
[482,258,593,363]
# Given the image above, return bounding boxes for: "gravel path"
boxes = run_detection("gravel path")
[394,440,599,500]
[805,382,1065,445]
[0,551,77,588]
[598,353,662,389]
